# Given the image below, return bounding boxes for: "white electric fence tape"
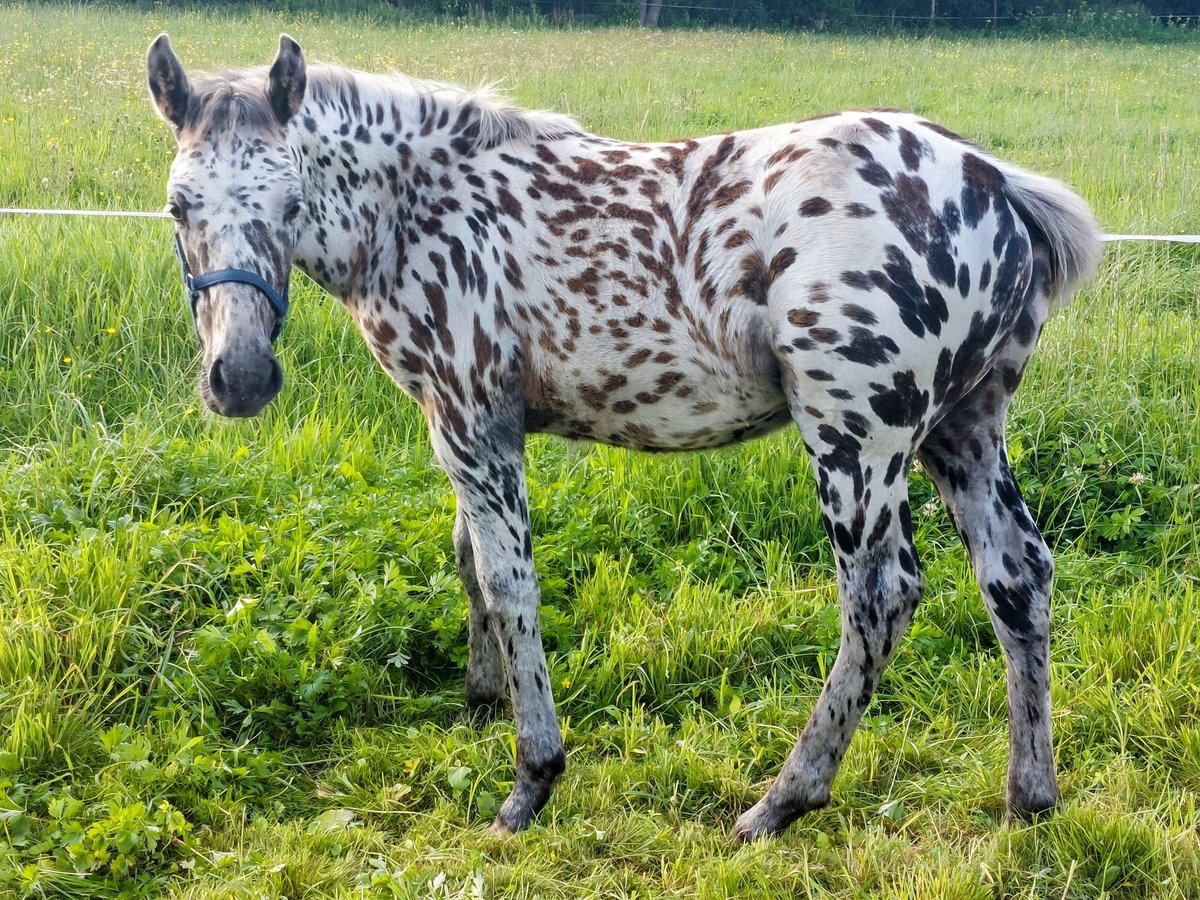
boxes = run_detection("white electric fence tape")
[1102,234,1200,243]
[0,208,172,219]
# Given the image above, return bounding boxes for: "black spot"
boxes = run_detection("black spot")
[843,410,871,438]
[865,506,893,549]
[898,127,926,171]
[957,261,971,298]
[833,327,900,367]
[986,579,1036,634]
[858,159,893,188]
[884,452,905,486]
[863,117,893,138]
[868,245,949,338]
[961,153,1005,229]
[880,174,956,289]
[868,370,930,429]
[841,303,878,326]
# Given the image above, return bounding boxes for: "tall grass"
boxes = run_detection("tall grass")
[0,4,1197,897]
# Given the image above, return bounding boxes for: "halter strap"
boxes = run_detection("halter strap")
[174,232,289,341]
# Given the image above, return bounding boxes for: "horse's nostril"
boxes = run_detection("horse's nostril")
[209,356,229,400]
[266,357,283,397]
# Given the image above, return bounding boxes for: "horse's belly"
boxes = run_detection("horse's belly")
[524,344,791,452]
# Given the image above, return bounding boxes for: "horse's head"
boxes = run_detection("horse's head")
[147,34,308,417]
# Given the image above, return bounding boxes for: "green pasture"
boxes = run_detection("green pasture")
[0,4,1197,897]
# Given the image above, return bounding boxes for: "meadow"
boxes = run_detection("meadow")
[1,4,1198,897]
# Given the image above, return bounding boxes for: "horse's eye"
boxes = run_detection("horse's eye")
[167,202,184,222]
[284,200,303,222]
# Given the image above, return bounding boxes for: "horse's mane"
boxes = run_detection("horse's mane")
[182,69,279,136]
[184,62,584,150]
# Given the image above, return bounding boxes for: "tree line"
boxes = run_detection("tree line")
[384,0,1200,31]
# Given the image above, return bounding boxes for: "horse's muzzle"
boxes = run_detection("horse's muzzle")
[202,349,283,417]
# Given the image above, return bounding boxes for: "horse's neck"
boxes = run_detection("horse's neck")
[289,70,585,305]
[289,76,473,300]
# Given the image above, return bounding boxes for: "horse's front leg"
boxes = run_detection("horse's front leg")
[454,505,508,721]
[430,411,565,832]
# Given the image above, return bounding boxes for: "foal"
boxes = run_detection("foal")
[148,34,1100,839]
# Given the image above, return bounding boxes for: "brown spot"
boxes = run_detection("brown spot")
[713,180,751,208]
[810,327,841,344]
[841,303,878,325]
[731,251,770,305]
[580,384,607,410]
[655,371,684,393]
[472,316,494,363]
[724,229,751,250]
[602,373,628,392]
[788,308,820,327]
[366,317,398,345]
[496,187,524,224]
[769,247,797,280]
[800,197,833,217]
[503,251,525,290]
[767,144,798,167]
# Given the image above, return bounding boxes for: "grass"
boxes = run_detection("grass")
[1,3,1198,897]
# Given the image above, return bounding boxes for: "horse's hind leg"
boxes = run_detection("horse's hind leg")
[733,425,924,841]
[917,296,1059,817]
[454,506,507,721]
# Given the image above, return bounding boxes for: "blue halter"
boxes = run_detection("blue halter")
[174,232,289,342]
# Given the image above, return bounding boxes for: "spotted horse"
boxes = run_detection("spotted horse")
[147,34,1102,840]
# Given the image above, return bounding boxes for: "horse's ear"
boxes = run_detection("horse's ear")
[267,35,306,126]
[147,33,190,131]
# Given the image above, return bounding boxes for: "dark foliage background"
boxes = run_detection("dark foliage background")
[354,0,1198,33]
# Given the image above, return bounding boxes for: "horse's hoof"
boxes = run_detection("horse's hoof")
[732,799,791,843]
[1007,771,1060,822]
[490,802,535,834]
[489,749,566,834]
[1007,787,1060,822]
[733,785,831,843]
[488,817,516,836]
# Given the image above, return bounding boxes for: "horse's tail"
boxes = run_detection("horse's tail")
[994,161,1103,310]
